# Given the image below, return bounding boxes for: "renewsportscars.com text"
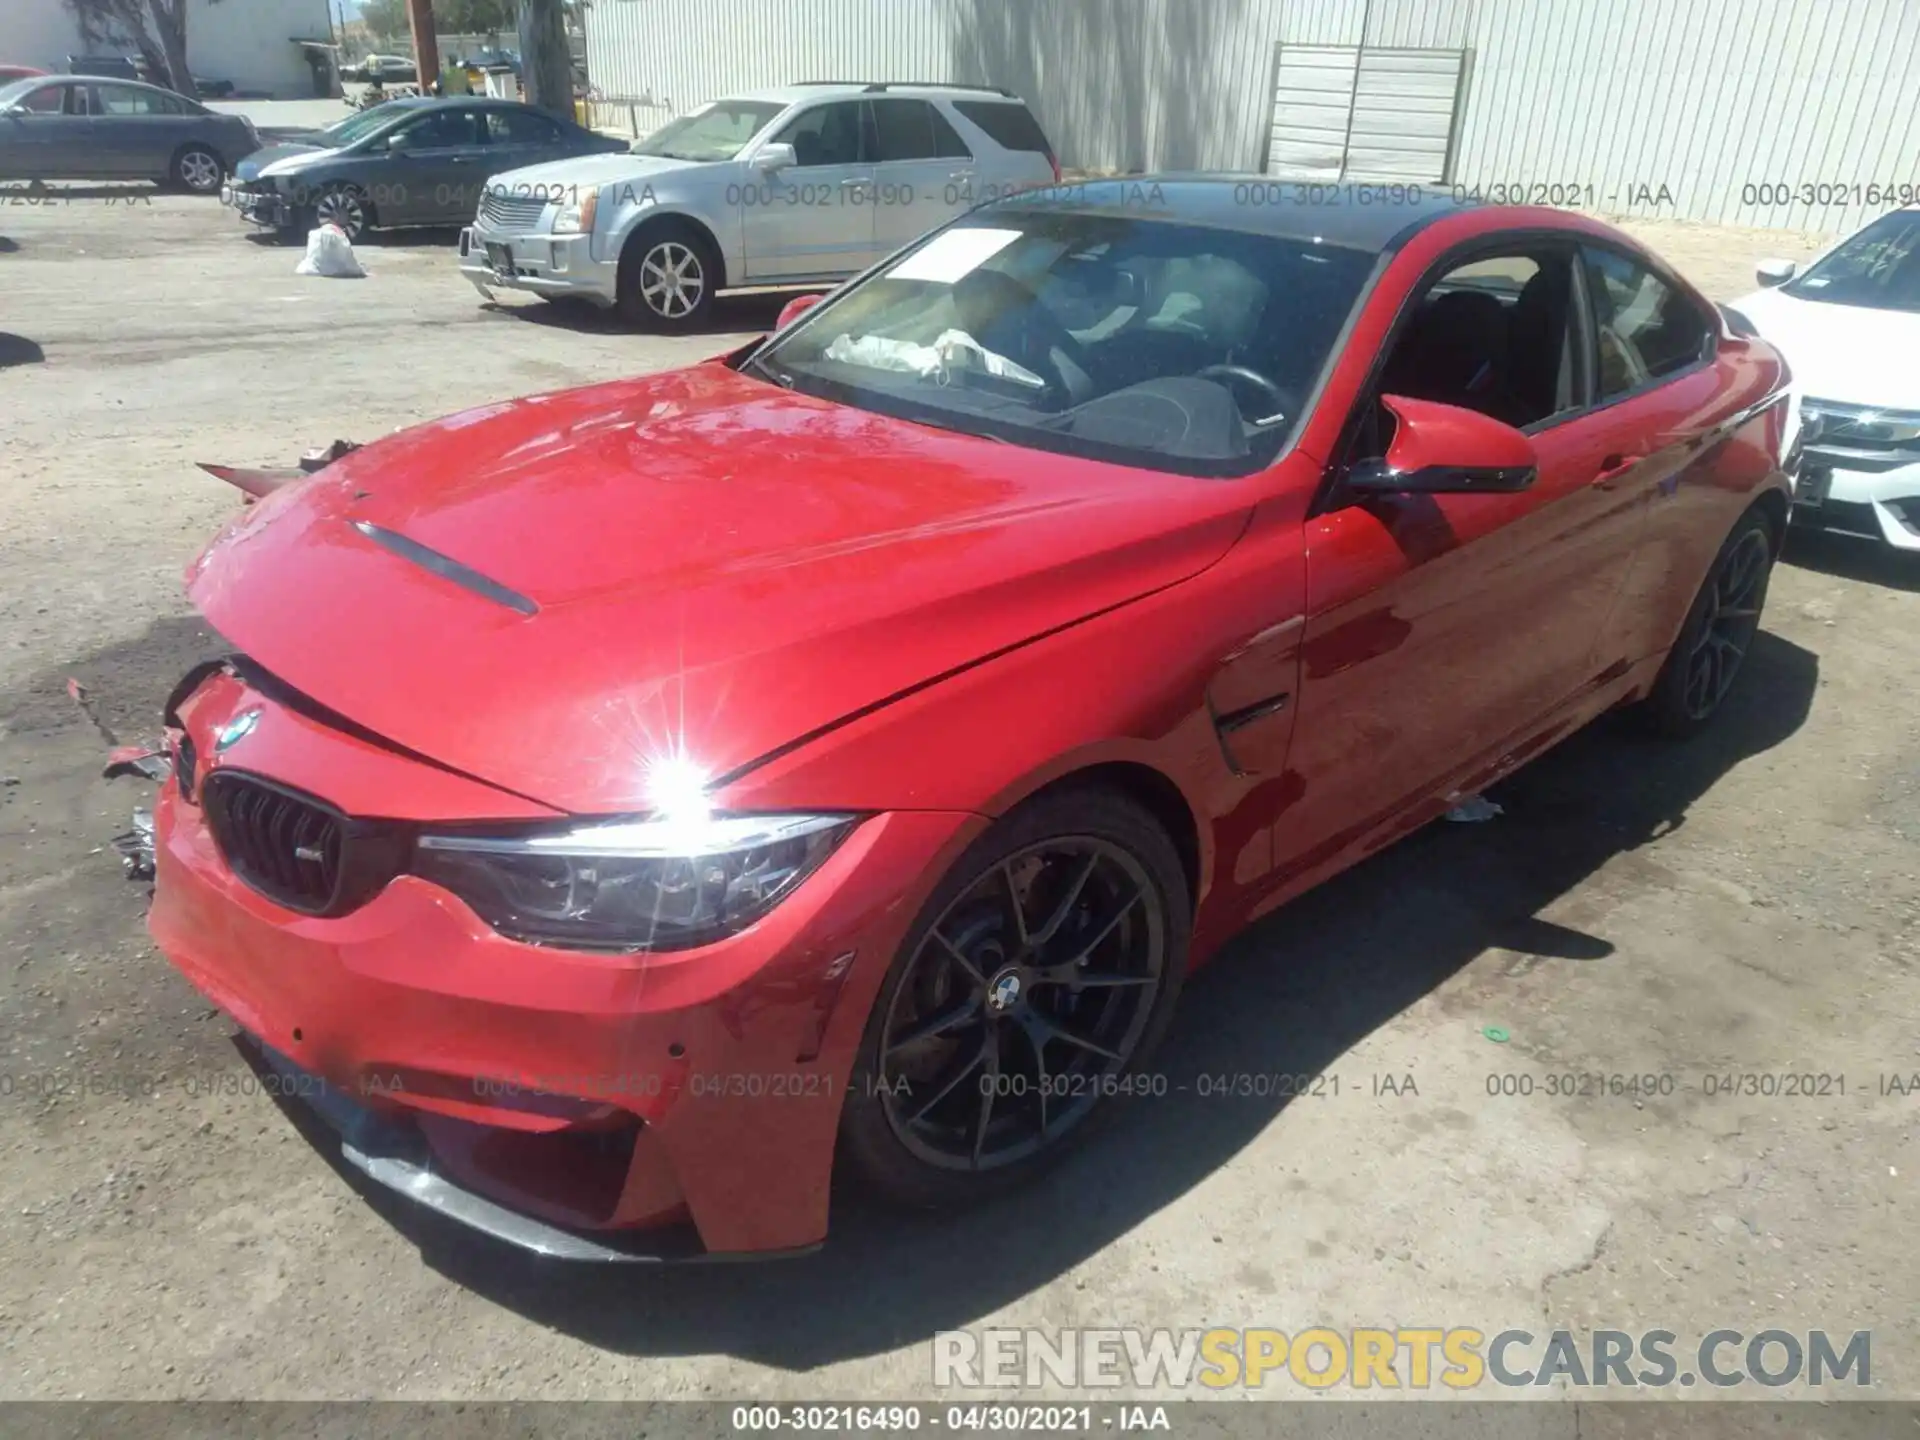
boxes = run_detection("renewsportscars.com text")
[933,1327,1871,1391]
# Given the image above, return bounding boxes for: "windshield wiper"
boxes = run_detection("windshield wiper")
[741,352,793,387]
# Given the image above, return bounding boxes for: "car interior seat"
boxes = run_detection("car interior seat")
[1509,262,1574,420]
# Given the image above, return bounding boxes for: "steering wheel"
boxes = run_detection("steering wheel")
[1195,364,1289,426]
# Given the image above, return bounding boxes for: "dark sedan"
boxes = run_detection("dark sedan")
[0,74,260,192]
[221,96,627,241]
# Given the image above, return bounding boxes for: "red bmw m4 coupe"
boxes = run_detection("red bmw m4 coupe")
[131,183,1792,1261]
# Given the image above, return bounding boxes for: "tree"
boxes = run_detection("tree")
[359,0,409,43]
[442,0,516,36]
[517,0,571,117]
[62,0,220,96]
[360,0,516,45]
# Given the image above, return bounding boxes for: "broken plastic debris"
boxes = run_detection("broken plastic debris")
[1445,795,1504,823]
[1483,1026,1511,1043]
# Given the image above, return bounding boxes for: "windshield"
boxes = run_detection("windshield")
[634,100,783,162]
[322,101,416,147]
[1785,209,1920,313]
[0,78,45,108]
[748,206,1376,476]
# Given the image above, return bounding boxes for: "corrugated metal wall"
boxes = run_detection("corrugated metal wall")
[583,0,1920,233]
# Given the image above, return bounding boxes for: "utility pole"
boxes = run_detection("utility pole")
[519,0,573,119]
[406,0,440,90]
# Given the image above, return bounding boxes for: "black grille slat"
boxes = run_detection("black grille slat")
[268,793,301,894]
[204,772,349,914]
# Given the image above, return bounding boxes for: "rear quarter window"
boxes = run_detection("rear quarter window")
[952,100,1053,156]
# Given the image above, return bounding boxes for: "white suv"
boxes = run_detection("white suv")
[457,82,1060,329]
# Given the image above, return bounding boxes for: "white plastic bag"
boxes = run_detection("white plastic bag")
[294,223,365,278]
[821,329,1044,388]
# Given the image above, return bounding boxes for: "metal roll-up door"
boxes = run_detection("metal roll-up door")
[1344,47,1468,183]
[1265,44,1359,180]
[1265,42,1468,184]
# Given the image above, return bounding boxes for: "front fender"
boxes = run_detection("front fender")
[600,195,739,284]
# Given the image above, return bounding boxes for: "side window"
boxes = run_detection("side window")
[775,101,863,167]
[484,109,563,145]
[15,83,66,114]
[870,98,970,162]
[93,83,166,116]
[1373,247,1583,435]
[952,100,1054,158]
[929,103,972,159]
[388,108,480,151]
[1581,246,1712,399]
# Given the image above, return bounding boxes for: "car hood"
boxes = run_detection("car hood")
[243,142,336,179]
[485,151,703,191]
[1732,286,1920,410]
[185,365,1251,814]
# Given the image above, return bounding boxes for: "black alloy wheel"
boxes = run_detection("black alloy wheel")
[1637,508,1777,737]
[842,789,1188,1207]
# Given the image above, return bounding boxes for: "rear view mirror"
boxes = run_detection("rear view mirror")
[775,292,825,330]
[1345,395,1538,496]
[753,142,796,174]
[1754,258,1798,287]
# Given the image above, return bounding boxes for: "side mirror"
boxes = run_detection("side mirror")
[1345,395,1538,496]
[775,292,825,330]
[1755,258,1798,288]
[753,142,796,174]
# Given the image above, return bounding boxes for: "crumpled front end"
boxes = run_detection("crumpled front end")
[131,661,981,1258]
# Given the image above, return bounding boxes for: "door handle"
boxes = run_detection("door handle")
[1592,453,1643,488]
[949,170,974,181]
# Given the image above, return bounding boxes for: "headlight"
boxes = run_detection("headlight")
[411,812,857,952]
[551,187,598,234]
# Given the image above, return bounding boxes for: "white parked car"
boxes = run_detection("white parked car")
[457,82,1060,329]
[1725,205,1920,552]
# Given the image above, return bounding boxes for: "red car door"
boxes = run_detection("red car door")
[1569,242,1750,669]
[1259,239,1651,898]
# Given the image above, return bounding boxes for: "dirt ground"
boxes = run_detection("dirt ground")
[1,188,1916,1410]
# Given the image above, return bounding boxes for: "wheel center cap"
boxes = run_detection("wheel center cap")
[985,967,1024,1015]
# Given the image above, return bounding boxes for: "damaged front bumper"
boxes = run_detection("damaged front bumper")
[222,182,293,229]
[243,1040,787,1262]
[83,441,364,875]
[86,596,977,1258]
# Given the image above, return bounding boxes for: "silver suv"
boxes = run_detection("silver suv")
[457,82,1059,329]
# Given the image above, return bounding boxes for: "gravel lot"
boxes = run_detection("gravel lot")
[0,184,1916,1408]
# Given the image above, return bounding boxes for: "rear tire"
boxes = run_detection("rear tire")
[1632,508,1777,738]
[170,144,224,195]
[840,787,1190,1211]
[616,219,720,332]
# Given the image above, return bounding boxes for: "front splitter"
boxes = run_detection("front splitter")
[242,1040,821,1265]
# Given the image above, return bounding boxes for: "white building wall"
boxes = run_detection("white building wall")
[0,0,333,97]
[584,0,1920,233]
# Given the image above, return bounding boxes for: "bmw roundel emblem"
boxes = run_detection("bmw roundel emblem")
[214,707,262,752]
[988,971,1023,1013]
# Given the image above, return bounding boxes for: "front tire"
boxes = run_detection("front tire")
[303,183,371,243]
[171,144,224,195]
[617,219,719,332]
[840,787,1190,1210]
[1634,508,1777,738]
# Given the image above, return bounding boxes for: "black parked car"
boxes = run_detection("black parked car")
[221,96,628,241]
